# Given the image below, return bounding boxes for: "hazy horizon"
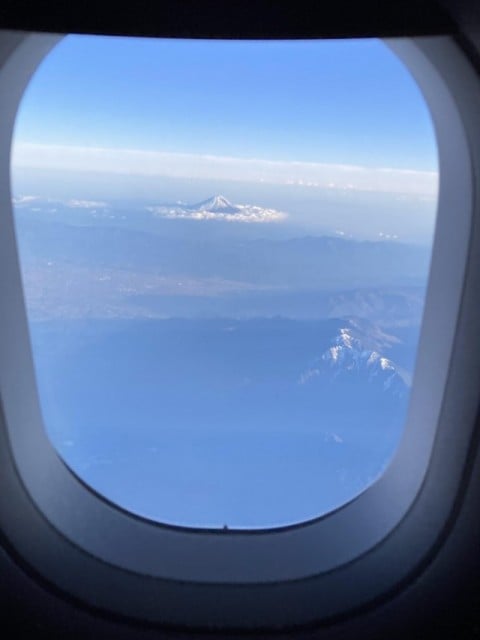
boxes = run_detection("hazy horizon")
[11,35,438,244]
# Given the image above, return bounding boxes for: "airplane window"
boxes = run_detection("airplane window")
[10,35,438,529]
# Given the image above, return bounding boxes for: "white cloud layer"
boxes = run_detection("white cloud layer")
[12,194,108,209]
[11,142,438,198]
[66,198,108,208]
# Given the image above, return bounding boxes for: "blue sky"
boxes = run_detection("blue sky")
[12,35,438,200]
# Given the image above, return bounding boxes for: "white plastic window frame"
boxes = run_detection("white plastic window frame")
[0,31,479,630]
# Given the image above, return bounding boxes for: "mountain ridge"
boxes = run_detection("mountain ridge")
[299,319,408,399]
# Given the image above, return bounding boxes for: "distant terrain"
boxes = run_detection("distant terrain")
[14,195,431,527]
[15,194,430,324]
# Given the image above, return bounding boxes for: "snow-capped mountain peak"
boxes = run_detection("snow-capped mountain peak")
[299,321,408,399]
[322,327,403,386]
[196,195,240,214]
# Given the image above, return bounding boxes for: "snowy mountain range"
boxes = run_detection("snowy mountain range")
[146,194,287,223]
[299,319,408,399]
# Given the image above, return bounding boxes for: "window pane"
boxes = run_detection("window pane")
[11,36,438,528]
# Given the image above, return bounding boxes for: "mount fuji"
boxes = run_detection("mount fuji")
[146,194,287,223]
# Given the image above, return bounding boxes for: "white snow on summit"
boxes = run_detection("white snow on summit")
[321,327,401,387]
[298,320,408,398]
[146,195,287,223]
[196,195,241,214]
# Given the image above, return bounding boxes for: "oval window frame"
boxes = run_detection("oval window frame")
[0,32,479,629]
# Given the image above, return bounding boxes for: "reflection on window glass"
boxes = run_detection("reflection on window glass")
[11,36,438,528]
